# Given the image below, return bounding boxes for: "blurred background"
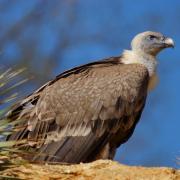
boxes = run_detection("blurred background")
[0,0,179,168]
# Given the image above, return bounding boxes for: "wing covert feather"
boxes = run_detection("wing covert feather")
[7,59,149,162]
[27,63,148,143]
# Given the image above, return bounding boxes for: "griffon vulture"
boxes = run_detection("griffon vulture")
[7,31,174,163]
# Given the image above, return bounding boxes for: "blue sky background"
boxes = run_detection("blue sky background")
[0,0,179,168]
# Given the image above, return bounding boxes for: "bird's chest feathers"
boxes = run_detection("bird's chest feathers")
[148,73,158,91]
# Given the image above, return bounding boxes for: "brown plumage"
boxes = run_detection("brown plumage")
[7,31,174,163]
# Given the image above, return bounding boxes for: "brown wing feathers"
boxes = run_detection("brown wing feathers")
[7,57,149,163]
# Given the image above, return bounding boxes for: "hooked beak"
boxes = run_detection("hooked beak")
[164,37,175,48]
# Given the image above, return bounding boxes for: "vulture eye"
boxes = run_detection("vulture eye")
[148,35,157,40]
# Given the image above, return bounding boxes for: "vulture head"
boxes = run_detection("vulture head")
[131,31,174,56]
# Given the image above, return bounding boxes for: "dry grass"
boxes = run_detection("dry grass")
[0,68,28,178]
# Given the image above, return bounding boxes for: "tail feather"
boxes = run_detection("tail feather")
[31,132,110,163]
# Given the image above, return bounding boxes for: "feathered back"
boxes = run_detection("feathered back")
[7,57,149,163]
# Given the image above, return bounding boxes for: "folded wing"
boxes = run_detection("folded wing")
[7,57,149,163]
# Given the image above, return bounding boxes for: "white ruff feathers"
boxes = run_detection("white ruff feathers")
[121,50,157,77]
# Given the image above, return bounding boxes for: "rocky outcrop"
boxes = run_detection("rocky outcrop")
[0,160,179,180]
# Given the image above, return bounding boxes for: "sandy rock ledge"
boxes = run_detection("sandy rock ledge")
[0,160,179,180]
